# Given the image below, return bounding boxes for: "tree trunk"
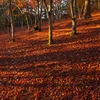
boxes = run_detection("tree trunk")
[25,14,30,31]
[98,0,100,9]
[28,14,33,27]
[70,0,77,36]
[48,0,53,45]
[21,20,24,29]
[40,0,43,31]
[37,0,41,31]
[83,0,91,19]
[37,0,43,32]
[9,0,15,42]
[34,11,37,26]
[43,0,53,45]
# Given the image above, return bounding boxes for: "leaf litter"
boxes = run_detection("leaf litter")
[0,11,100,100]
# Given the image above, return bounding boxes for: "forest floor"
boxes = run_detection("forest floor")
[0,10,100,100]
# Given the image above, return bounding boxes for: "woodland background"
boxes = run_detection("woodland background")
[0,0,100,100]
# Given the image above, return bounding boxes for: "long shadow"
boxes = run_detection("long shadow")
[0,39,48,56]
[77,18,100,27]
[0,60,99,86]
[0,64,99,100]
[0,46,99,67]
[0,45,99,99]
[53,27,99,44]
[0,13,100,100]
[0,25,99,67]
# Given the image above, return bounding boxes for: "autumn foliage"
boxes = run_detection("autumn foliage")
[0,11,100,99]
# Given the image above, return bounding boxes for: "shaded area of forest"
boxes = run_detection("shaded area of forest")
[0,11,100,100]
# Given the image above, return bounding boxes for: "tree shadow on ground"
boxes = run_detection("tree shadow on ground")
[0,63,99,100]
[0,46,99,67]
[77,18,100,27]
[53,27,99,45]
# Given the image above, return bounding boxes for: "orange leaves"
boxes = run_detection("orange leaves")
[0,11,100,99]
[29,0,37,7]
[16,0,27,7]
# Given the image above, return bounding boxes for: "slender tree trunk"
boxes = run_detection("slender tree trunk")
[43,0,53,45]
[98,0,100,9]
[40,0,43,31]
[21,20,24,29]
[55,4,59,20]
[48,0,53,45]
[83,0,91,19]
[77,6,81,18]
[37,0,40,31]
[9,0,15,42]
[37,0,42,32]
[34,11,37,26]
[70,0,77,36]
[81,3,84,17]
[25,14,30,31]
[28,14,32,27]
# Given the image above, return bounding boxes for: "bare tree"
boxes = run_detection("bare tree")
[70,0,77,36]
[43,0,53,45]
[83,0,91,19]
[9,0,15,42]
[37,0,43,32]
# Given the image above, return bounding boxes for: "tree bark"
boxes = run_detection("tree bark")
[98,0,100,9]
[37,0,41,32]
[77,0,84,18]
[70,0,77,36]
[83,0,91,19]
[34,10,37,26]
[48,0,53,45]
[43,0,53,45]
[37,0,43,32]
[9,0,15,42]
[25,14,30,31]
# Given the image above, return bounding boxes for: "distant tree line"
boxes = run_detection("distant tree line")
[0,0,99,44]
